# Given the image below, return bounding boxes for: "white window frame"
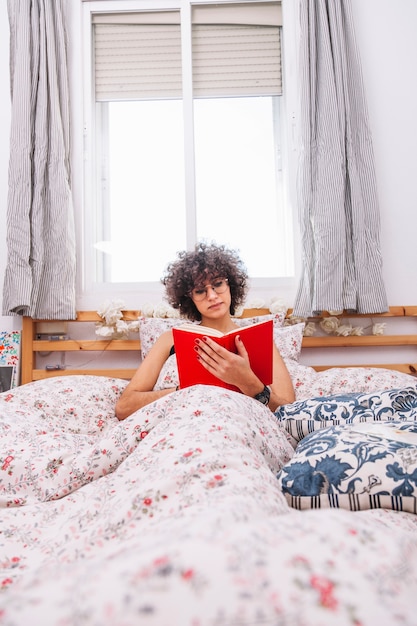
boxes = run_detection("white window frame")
[78,0,301,310]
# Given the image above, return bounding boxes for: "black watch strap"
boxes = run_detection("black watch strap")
[254,385,271,405]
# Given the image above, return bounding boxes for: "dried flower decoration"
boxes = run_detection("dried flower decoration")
[246,297,267,310]
[303,322,316,337]
[96,300,141,339]
[140,302,157,318]
[97,298,386,339]
[335,324,354,337]
[269,297,288,316]
[137,302,181,319]
[284,315,307,327]
[372,323,386,336]
[233,304,245,318]
[320,316,340,334]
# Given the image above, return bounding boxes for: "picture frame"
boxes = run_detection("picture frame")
[0,365,14,392]
[0,330,21,389]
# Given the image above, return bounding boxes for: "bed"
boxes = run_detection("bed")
[1,307,417,624]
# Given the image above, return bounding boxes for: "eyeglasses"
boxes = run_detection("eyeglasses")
[190,278,229,302]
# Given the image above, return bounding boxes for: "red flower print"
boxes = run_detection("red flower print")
[181,569,194,580]
[2,456,14,471]
[310,574,338,610]
[292,555,309,565]
[143,498,152,506]
[140,431,148,439]
[207,474,224,488]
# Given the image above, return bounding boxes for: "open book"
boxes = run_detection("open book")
[172,319,273,391]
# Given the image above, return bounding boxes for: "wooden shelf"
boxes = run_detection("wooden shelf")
[311,363,417,375]
[21,307,417,385]
[32,339,141,352]
[286,305,409,319]
[302,335,417,348]
[31,368,137,381]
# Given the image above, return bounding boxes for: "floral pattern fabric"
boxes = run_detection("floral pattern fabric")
[275,386,417,442]
[277,421,417,513]
[139,316,186,358]
[154,353,179,390]
[1,376,417,624]
[287,362,417,401]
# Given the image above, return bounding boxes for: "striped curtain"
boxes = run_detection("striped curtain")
[2,0,76,320]
[293,0,388,317]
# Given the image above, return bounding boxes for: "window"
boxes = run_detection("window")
[82,0,298,304]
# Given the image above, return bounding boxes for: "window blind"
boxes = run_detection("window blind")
[92,2,282,101]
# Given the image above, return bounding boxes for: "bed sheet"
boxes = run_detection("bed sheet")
[0,377,417,625]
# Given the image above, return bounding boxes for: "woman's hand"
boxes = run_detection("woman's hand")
[194,335,261,393]
[194,334,296,410]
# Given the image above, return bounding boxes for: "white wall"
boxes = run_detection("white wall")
[0,0,416,333]
[351,0,417,305]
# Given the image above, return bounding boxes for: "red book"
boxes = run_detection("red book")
[172,319,273,392]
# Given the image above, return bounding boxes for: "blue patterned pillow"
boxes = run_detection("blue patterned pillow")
[274,387,417,442]
[276,421,417,513]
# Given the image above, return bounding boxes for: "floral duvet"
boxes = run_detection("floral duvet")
[1,375,417,625]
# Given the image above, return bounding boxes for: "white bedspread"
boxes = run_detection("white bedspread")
[1,377,417,625]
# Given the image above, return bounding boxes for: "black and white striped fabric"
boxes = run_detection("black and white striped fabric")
[293,0,388,317]
[2,0,76,320]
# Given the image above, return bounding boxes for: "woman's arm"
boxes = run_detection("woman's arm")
[267,344,295,410]
[115,330,177,420]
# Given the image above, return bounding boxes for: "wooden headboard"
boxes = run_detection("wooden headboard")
[21,306,417,385]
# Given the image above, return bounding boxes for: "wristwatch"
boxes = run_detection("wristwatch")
[254,385,271,406]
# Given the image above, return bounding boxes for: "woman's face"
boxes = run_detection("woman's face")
[190,276,231,319]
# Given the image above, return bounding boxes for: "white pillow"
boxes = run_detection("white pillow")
[274,323,305,363]
[288,365,417,402]
[234,312,286,329]
[139,317,187,359]
[153,354,179,391]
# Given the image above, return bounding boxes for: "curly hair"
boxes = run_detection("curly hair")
[162,242,249,321]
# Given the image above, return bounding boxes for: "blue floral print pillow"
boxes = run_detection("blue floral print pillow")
[276,421,417,513]
[274,387,417,443]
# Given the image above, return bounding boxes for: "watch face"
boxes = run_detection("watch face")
[255,385,270,405]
